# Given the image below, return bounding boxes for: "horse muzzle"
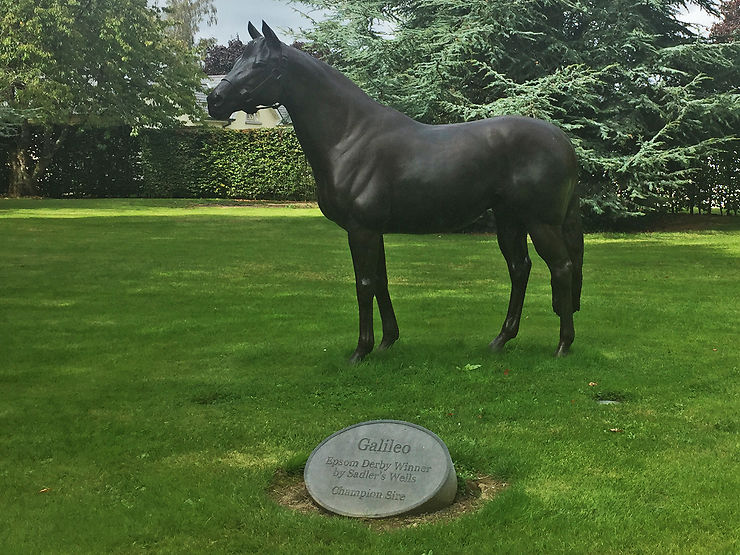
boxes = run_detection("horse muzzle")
[207,83,238,120]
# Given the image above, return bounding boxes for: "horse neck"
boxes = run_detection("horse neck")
[280,49,396,162]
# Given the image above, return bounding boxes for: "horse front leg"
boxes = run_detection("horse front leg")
[489,216,531,352]
[375,236,399,350]
[347,229,382,363]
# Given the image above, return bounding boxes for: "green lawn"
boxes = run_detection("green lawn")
[1,199,738,553]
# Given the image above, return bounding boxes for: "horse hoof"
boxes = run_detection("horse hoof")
[489,335,509,352]
[378,336,398,351]
[554,344,570,358]
[349,350,368,364]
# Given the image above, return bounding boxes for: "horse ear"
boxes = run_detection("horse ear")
[248,21,262,40]
[262,21,281,49]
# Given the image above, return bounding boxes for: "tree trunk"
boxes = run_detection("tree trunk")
[7,123,34,197]
[6,123,68,197]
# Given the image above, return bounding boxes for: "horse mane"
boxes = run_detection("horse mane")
[283,43,402,118]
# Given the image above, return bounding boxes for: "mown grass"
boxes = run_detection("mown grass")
[1,199,738,553]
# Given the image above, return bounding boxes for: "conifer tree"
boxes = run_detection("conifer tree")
[296,0,740,219]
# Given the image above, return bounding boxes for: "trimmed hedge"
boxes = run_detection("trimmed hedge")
[0,126,316,200]
[138,127,315,200]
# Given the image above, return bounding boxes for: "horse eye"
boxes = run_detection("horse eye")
[253,61,266,68]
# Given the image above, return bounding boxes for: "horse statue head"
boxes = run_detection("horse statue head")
[207,21,285,120]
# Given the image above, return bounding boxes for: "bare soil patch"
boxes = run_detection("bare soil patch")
[268,470,508,531]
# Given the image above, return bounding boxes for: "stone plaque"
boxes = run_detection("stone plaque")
[304,420,457,518]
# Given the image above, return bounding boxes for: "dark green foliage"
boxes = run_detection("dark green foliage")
[689,144,740,215]
[0,127,316,200]
[39,126,141,198]
[0,126,144,197]
[711,0,740,41]
[169,128,315,200]
[136,128,201,198]
[0,106,37,138]
[204,39,247,75]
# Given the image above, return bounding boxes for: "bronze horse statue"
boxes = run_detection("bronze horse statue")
[208,22,583,362]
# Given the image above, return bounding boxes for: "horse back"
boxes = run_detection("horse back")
[319,115,578,234]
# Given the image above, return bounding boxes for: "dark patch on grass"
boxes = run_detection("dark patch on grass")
[713,420,737,433]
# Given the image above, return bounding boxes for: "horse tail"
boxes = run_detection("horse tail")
[562,193,583,312]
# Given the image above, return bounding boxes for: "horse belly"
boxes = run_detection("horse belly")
[387,165,494,233]
[378,124,506,233]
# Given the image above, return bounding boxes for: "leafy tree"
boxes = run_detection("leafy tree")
[295,0,740,219]
[204,38,246,75]
[161,0,217,48]
[0,108,28,138]
[711,0,740,40]
[0,84,37,138]
[0,0,204,197]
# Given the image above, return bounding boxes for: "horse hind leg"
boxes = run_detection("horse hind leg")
[527,221,575,357]
[490,216,531,352]
[563,197,583,312]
